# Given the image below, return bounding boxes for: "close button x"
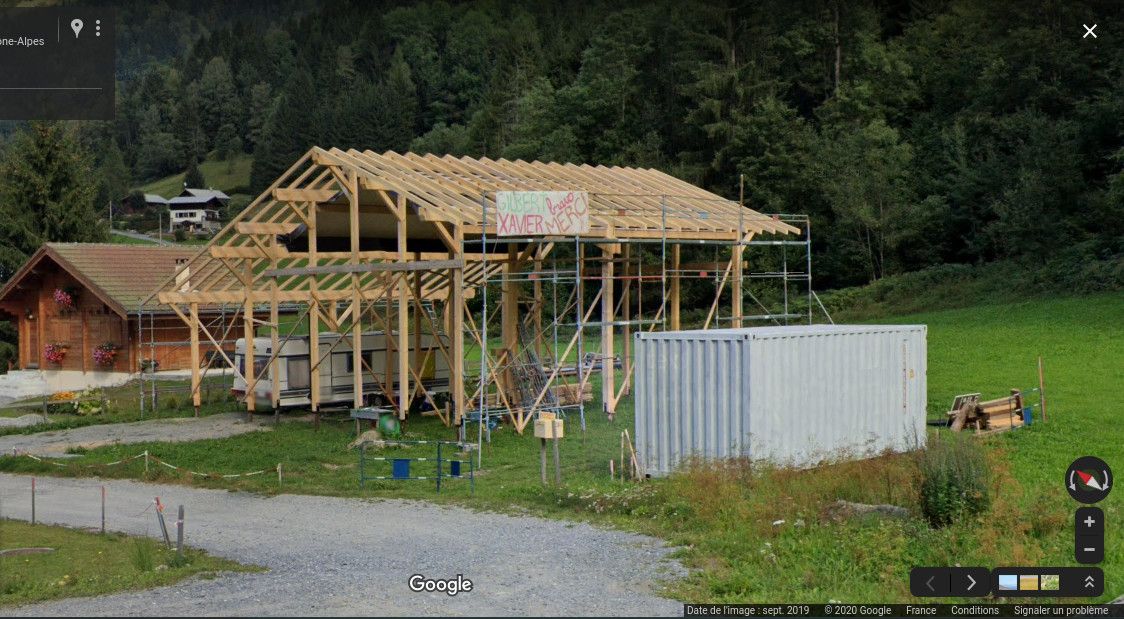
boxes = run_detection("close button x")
[1084,24,1097,38]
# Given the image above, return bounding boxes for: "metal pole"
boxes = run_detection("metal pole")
[436,441,442,494]
[100,486,106,534]
[30,477,35,525]
[175,505,184,559]
[806,217,813,324]
[552,435,562,485]
[575,236,585,431]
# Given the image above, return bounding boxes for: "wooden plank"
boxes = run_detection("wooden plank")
[272,187,338,202]
[209,246,291,260]
[263,259,464,279]
[235,222,301,235]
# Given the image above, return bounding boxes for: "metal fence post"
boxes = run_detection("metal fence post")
[176,505,184,559]
[100,485,106,534]
[30,477,35,525]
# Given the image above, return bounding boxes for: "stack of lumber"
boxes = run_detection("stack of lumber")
[947,390,1025,434]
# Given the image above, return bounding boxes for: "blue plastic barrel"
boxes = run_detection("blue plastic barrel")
[1022,406,1033,426]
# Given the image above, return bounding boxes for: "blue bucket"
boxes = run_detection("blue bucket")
[1022,406,1033,426]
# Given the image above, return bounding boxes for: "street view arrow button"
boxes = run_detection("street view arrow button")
[950,567,991,596]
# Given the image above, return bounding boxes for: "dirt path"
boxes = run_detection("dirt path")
[0,474,684,616]
[0,414,269,456]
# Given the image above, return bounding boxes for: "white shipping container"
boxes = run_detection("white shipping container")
[633,324,927,476]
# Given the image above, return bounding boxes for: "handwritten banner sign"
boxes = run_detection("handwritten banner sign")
[495,191,591,237]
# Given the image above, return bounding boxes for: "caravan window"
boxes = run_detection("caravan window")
[287,357,310,390]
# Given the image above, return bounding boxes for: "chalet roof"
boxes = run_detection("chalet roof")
[178,188,230,201]
[0,243,202,316]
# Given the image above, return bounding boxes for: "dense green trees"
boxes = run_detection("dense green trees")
[0,122,107,279]
[0,0,1118,290]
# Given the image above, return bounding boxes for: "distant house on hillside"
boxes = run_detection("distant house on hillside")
[169,188,230,234]
[0,244,231,392]
[119,193,169,213]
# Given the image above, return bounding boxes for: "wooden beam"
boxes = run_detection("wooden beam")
[349,168,363,412]
[272,187,337,202]
[243,261,256,417]
[236,222,301,236]
[190,303,201,413]
[397,193,410,420]
[210,246,291,260]
[451,225,465,426]
[263,259,464,278]
[621,244,631,396]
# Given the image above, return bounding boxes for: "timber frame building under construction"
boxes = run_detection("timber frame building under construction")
[143,147,807,441]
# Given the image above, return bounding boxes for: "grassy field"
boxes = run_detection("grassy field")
[0,293,1120,603]
[137,153,253,200]
[0,520,253,607]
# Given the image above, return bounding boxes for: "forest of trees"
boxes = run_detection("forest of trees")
[1,0,1122,290]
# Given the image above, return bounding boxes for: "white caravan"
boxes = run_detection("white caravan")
[232,331,451,410]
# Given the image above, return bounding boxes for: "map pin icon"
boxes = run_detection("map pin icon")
[70,19,83,38]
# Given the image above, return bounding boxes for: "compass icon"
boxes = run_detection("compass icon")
[1066,456,1112,504]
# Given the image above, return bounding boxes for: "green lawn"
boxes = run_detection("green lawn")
[106,231,159,245]
[0,293,1120,603]
[0,375,238,435]
[0,520,254,607]
[137,153,253,200]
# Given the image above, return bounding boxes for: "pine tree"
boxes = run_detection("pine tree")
[184,159,206,189]
[250,64,321,191]
[0,122,106,280]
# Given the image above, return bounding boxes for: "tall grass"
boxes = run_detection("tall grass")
[917,435,990,527]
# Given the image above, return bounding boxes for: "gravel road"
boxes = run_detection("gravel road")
[0,474,684,616]
[0,413,268,456]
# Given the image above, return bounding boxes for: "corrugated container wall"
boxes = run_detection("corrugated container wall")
[634,325,927,476]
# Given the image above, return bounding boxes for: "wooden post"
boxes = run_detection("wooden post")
[397,194,410,420]
[669,244,681,330]
[189,303,201,415]
[308,198,321,427]
[243,263,255,418]
[540,438,547,485]
[601,245,615,417]
[450,226,465,426]
[270,238,281,418]
[1037,356,1048,422]
[81,309,89,373]
[621,244,631,395]
[413,253,423,388]
[350,169,363,412]
[552,435,562,485]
